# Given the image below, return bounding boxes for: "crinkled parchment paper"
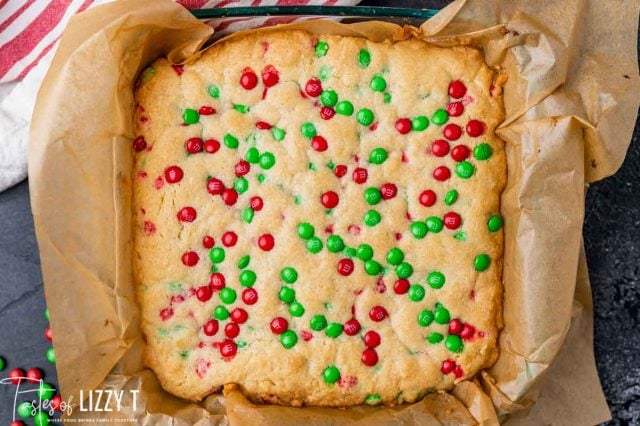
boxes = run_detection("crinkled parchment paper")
[28,0,639,424]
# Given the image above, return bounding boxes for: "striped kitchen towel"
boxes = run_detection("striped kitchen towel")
[0,0,359,192]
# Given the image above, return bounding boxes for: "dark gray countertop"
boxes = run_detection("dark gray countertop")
[0,1,638,424]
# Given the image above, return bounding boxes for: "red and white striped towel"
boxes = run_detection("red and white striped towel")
[0,0,359,192]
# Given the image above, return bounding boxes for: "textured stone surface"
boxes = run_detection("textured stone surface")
[0,1,637,423]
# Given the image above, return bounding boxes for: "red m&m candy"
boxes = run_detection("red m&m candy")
[220,339,237,357]
[334,164,347,178]
[352,167,368,184]
[250,196,264,211]
[231,308,248,324]
[305,78,323,97]
[361,348,378,366]
[419,190,436,207]
[225,323,240,339]
[431,139,450,157]
[369,306,388,322]
[448,80,467,98]
[337,259,354,276]
[202,235,215,249]
[210,272,226,290]
[203,319,219,336]
[240,68,258,90]
[207,178,225,195]
[311,135,328,152]
[380,183,397,200]
[261,65,279,87]
[177,207,197,222]
[133,136,147,152]
[185,137,204,154]
[198,106,216,115]
[433,166,451,181]
[451,145,470,162]
[443,124,462,141]
[446,101,464,117]
[441,359,456,374]
[321,191,339,208]
[235,160,251,177]
[363,330,381,348]
[344,319,361,336]
[181,251,199,267]
[204,139,220,154]
[164,166,183,184]
[221,189,238,206]
[393,279,410,294]
[222,231,238,247]
[448,319,463,335]
[258,234,275,251]
[270,317,288,334]
[466,119,484,137]
[395,118,412,134]
[26,368,42,384]
[196,285,212,302]
[443,212,462,229]
[242,288,258,305]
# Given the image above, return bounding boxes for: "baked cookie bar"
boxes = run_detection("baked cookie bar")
[133,30,505,406]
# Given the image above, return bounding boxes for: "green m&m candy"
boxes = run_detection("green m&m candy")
[223,133,239,149]
[239,270,256,287]
[310,314,328,331]
[289,302,305,317]
[280,330,298,349]
[17,401,33,419]
[214,305,230,320]
[46,347,55,363]
[37,382,55,400]
[326,235,345,253]
[242,207,254,223]
[210,247,225,263]
[356,244,374,261]
[0,356,5,371]
[474,254,491,271]
[474,143,493,160]
[386,247,404,265]
[208,84,220,98]
[426,216,443,233]
[434,306,450,324]
[259,152,276,170]
[383,92,392,104]
[315,41,329,58]
[271,127,286,141]
[365,394,382,405]
[418,309,435,327]
[395,262,413,279]
[431,109,448,125]
[445,335,463,353]
[444,189,459,206]
[297,222,315,239]
[456,161,475,179]
[427,332,444,344]
[234,177,248,194]
[281,267,298,284]
[358,48,371,68]
[410,221,428,239]
[336,100,354,116]
[364,260,382,276]
[279,286,296,304]
[356,108,374,126]
[408,284,425,302]
[370,75,387,92]
[237,255,250,269]
[364,210,381,227]
[34,411,50,426]
[301,122,317,138]
[323,365,340,384]
[234,104,250,114]
[427,271,446,289]
[320,90,338,107]
[306,236,323,253]
[45,309,50,321]
[369,147,388,164]
[411,116,429,131]
[488,215,503,232]
[245,147,260,163]
[219,287,237,304]
[364,187,382,205]
[182,108,199,125]
[325,322,343,338]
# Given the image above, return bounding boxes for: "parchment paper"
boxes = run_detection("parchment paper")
[28,0,640,424]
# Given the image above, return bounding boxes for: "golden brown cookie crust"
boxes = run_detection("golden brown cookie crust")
[133,30,505,406]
